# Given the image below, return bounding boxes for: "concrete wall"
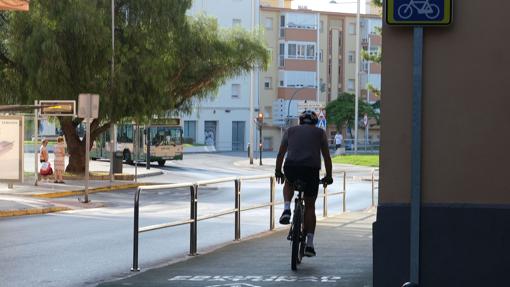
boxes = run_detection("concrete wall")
[374,2,510,286]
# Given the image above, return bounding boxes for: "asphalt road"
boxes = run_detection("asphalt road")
[0,152,377,287]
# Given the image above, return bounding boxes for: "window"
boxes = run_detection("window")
[348,79,355,91]
[284,71,317,87]
[348,23,356,35]
[279,43,285,67]
[265,17,273,30]
[320,20,324,33]
[232,18,241,27]
[286,12,318,29]
[184,121,197,143]
[264,106,272,118]
[320,49,323,62]
[264,77,272,89]
[348,51,356,63]
[280,15,285,27]
[286,42,316,60]
[231,84,241,99]
[267,48,273,62]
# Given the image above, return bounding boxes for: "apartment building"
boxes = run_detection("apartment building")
[259,5,382,150]
[182,0,259,151]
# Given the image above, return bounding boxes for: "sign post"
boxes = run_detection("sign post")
[386,1,452,286]
[78,94,99,203]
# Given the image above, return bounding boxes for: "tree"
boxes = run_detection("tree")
[326,93,376,138]
[0,0,269,173]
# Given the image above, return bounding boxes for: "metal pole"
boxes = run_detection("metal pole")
[84,119,90,203]
[189,185,198,256]
[323,185,328,218]
[270,177,275,230]
[409,27,424,285]
[354,0,360,153]
[249,0,255,165]
[259,126,262,165]
[34,100,38,186]
[342,171,346,212]
[110,0,115,183]
[234,179,241,240]
[371,169,375,207]
[134,124,138,182]
[146,125,150,170]
[131,188,140,271]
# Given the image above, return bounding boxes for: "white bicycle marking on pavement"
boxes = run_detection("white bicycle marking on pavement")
[168,275,342,283]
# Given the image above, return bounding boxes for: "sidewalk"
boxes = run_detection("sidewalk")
[0,161,163,218]
[99,210,375,287]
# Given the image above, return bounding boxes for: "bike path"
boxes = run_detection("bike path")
[99,210,375,287]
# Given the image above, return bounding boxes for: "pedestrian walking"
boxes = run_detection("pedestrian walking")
[334,132,343,150]
[53,136,66,183]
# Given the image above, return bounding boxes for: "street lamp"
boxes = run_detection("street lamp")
[286,87,309,128]
[256,112,264,166]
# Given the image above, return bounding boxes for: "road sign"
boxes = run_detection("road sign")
[386,0,452,26]
[39,100,76,116]
[78,94,99,119]
[317,110,327,129]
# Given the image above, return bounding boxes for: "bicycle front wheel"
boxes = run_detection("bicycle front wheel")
[397,4,413,19]
[291,205,302,271]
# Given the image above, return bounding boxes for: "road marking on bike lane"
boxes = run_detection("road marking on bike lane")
[168,275,343,285]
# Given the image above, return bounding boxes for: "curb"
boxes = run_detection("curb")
[0,206,71,218]
[30,183,146,199]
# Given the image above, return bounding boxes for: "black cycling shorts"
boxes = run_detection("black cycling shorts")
[283,165,320,198]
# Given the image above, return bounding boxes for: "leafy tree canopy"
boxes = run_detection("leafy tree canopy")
[0,0,269,172]
[326,92,378,132]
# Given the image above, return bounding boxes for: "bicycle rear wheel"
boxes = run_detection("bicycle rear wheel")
[291,204,302,270]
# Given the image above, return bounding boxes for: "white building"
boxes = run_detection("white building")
[183,0,259,151]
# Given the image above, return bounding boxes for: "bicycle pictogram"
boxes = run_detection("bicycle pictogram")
[397,0,441,20]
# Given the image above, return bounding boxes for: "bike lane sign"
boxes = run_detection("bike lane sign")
[386,0,452,26]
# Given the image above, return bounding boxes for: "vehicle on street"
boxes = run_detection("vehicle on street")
[90,119,183,166]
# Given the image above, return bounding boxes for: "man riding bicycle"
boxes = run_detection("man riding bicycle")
[275,110,333,257]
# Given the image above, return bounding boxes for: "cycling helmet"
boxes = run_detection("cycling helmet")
[299,110,319,125]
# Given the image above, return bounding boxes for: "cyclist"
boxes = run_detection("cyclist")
[275,110,333,257]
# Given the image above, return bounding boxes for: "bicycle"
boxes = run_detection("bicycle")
[286,178,329,271]
[397,0,440,20]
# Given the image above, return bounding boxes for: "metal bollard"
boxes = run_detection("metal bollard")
[131,188,141,271]
[189,184,198,256]
[269,177,275,230]
[234,179,241,241]
[342,171,347,212]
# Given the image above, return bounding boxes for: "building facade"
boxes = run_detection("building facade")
[259,5,381,150]
[183,0,381,151]
[183,0,260,151]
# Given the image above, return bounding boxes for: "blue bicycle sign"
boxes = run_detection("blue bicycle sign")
[398,0,440,20]
[386,0,452,26]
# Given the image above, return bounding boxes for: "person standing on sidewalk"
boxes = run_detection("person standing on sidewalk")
[334,132,343,150]
[40,138,49,163]
[53,136,66,183]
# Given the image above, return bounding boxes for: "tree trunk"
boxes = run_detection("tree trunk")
[59,117,110,174]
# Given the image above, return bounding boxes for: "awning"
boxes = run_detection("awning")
[0,0,29,11]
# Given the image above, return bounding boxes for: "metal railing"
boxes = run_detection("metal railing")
[131,172,348,271]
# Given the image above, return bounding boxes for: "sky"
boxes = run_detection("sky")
[291,0,369,14]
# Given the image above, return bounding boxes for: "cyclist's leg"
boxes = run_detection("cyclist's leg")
[280,166,296,225]
[304,197,317,239]
[303,167,320,256]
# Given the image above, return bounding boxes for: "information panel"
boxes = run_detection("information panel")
[0,116,23,182]
[386,0,452,26]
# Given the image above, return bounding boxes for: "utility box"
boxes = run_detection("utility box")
[113,151,123,174]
